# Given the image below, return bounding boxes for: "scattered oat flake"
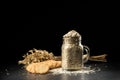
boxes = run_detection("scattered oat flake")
[49,66,96,75]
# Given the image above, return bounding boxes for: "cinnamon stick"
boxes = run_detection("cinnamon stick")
[54,54,107,62]
[89,54,107,62]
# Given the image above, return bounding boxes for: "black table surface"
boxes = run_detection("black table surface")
[0,61,120,80]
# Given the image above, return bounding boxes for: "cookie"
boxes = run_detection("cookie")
[26,63,49,74]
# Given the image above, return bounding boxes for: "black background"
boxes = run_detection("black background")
[1,6,120,65]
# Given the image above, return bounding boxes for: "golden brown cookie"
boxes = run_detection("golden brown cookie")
[55,61,61,68]
[26,63,49,74]
[26,60,62,74]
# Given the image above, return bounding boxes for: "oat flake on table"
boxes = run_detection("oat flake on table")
[49,66,98,75]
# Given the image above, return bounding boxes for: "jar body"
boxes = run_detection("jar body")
[62,38,83,70]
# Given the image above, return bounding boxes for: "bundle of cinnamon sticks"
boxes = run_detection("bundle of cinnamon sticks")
[88,54,107,62]
[55,54,107,62]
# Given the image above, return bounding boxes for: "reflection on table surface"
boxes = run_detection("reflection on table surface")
[0,62,120,80]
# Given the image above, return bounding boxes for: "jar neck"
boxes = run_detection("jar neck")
[63,37,81,45]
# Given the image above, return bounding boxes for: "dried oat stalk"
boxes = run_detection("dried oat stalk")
[18,48,55,66]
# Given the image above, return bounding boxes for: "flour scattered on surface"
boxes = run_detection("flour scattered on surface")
[49,66,99,75]
[5,69,10,76]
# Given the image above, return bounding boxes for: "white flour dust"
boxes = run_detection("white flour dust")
[49,66,98,75]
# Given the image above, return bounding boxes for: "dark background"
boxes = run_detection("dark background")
[1,6,119,65]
